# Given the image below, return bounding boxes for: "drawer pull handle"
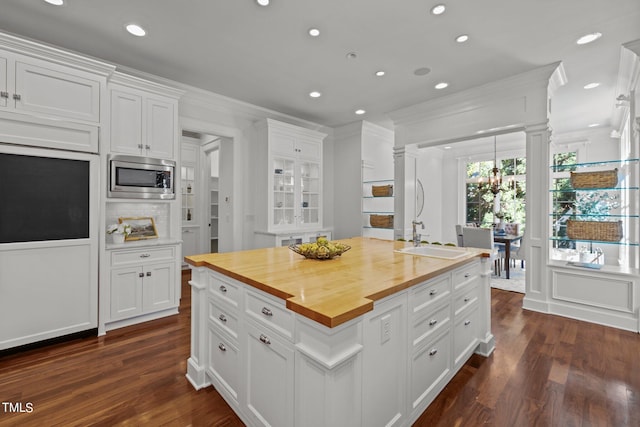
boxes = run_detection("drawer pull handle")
[464,320,472,326]
[145,145,151,150]
[146,271,152,277]
[261,307,273,317]
[464,273,471,278]
[0,91,8,98]
[138,272,144,278]
[219,285,227,293]
[429,348,438,356]
[259,334,271,345]
[429,289,438,296]
[140,253,151,258]
[219,314,227,323]
[218,343,226,352]
[464,297,470,302]
[429,319,438,326]
[13,93,21,101]
[138,144,144,149]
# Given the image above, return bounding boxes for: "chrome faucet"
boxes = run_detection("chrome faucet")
[412,220,424,247]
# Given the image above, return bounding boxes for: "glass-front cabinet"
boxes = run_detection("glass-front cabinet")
[181,165,195,223]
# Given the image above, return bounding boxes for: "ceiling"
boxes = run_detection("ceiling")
[1,0,639,134]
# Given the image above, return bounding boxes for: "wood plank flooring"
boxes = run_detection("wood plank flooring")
[1,271,639,426]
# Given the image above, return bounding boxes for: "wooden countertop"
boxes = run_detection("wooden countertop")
[185,237,489,328]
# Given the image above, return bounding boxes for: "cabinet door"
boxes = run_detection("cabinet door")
[272,155,297,229]
[299,159,321,227]
[14,58,101,123]
[0,54,7,109]
[145,97,175,159]
[182,227,201,258]
[110,89,143,155]
[295,138,321,161]
[207,325,240,407]
[245,321,294,427]
[142,262,175,312]
[409,330,451,417]
[110,267,143,320]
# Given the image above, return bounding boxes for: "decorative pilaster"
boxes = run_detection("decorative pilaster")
[393,145,419,240]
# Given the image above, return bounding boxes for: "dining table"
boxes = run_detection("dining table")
[493,233,523,279]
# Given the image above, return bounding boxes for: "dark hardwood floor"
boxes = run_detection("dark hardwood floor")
[1,271,639,426]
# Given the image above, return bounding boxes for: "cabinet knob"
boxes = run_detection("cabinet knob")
[218,343,226,352]
[429,348,438,356]
[464,320,472,326]
[138,144,144,149]
[12,93,21,101]
[219,285,227,293]
[429,319,438,326]
[259,334,271,345]
[261,307,273,317]
[0,91,8,98]
[145,145,151,150]
[138,272,144,278]
[218,314,227,323]
[429,289,438,296]
[464,273,471,278]
[146,271,152,277]
[464,297,470,303]
[140,253,151,258]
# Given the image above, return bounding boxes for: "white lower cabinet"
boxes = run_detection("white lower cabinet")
[189,258,491,426]
[244,320,294,427]
[105,244,179,330]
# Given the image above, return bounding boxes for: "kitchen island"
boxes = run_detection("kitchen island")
[185,237,494,427]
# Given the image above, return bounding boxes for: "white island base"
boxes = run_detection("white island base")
[185,252,494,427]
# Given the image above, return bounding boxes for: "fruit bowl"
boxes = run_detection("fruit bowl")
[288,240,351,260]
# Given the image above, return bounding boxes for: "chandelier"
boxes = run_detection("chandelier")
[488,136,502,195]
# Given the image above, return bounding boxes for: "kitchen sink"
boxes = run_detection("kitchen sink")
[395,245,468,260]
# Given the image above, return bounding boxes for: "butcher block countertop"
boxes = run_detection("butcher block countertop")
[184,237,489,328]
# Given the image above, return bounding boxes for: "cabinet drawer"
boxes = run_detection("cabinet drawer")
[453,307,480,367]
[410,330,451,412]
[209,299,239,340]
[207,324,240,405]
[245,289,293,341]
[410,275,451,318]
[412,303,450,349]
[208,273,241,310]
[452,261,481,292]
[453,284,479,318]
[111,246,175,267]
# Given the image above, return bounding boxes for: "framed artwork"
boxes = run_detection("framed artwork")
[119,216,158,241]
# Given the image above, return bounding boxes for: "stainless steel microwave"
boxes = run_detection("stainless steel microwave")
[108,155,175,199]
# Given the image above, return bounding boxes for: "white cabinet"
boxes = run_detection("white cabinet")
[254,230,332,248]
[106,245,178,327]
[109,72,181,159]
[254,119,326,234]
[0,49,102,123]
[244,320,294,427]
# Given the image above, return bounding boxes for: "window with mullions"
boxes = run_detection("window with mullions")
[551,151,577,249]
[466,157,526,227]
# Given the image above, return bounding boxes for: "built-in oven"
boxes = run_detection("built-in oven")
[108,155,175,199]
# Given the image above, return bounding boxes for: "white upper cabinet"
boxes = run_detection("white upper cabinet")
[0,49,102,123]
[108,72,182,159]
[254,119,326,233]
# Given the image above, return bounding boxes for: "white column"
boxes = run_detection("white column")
[522,122,552,311]
[393,146,419,240]
[186,267,210,389]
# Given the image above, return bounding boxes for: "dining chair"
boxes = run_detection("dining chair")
[461,226,501,275]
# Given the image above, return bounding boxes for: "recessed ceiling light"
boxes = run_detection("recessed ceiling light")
[309,91,322,98]
[434,82,449,89]
[126,24,146,37]
[455,34,469,43]
[256,0,269,6]
[308,28,320,37]
[44,0,64,5]
[431,4,446,15]
[583,82,600,89]
[588,123,600,128]
[414,67,431,76]
[375,70,386,77]
[355,109,366,115]
[576,32,602,45]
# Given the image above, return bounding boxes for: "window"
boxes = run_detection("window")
[465,157,526,227]
[551,151,577,249]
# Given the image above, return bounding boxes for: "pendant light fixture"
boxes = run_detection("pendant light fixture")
[488,136,502,195]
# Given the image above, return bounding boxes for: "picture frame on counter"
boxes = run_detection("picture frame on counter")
[119,216,158,241]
